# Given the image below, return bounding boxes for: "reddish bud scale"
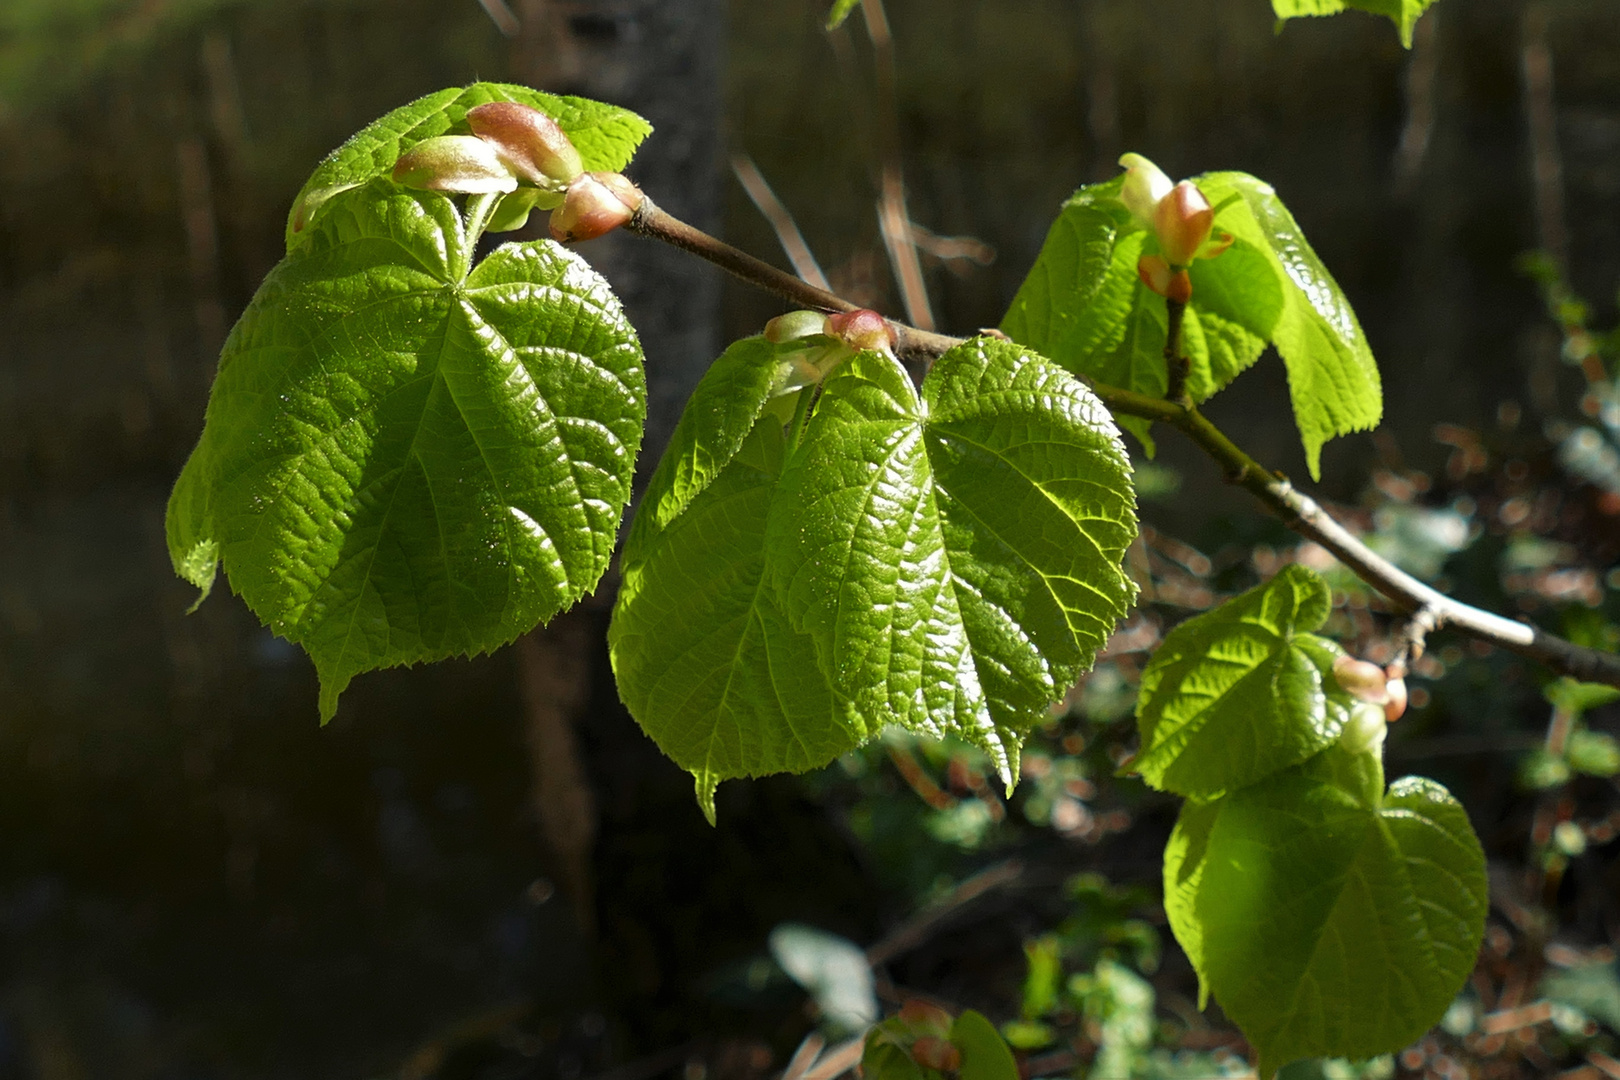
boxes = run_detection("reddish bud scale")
[1155,181,1214,267]
[1137,256,1191,304]
[465,101,583,188]
[1332,656,1390,705]
[909,1037,961,1072]
[825,309,897,354]
[392,136,518,194]
[898,1000,954,1037]
[764,310,831,344]
[549,172,643,243]
[1383,675,1408,722]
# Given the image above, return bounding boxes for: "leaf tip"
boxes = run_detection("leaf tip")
[695,770,719,826]
[316,666,351,726]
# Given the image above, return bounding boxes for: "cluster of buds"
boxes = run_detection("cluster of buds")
[1332,654,1409,723]
[762,308,897,395]
[1117,153,1233,303]
[390,101,642,242]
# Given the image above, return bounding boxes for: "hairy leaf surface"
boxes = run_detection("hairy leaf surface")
[1178,744,1487,1077]
[767,339,1139,782]
[1134,565,1349,797]
[1272,0,1439,46]
[287,82,651,249]
[169,180,646,720]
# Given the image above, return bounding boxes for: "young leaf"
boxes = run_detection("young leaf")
[1002,170,1381,479]
[1180,744,1487,1077]
[1199,172,1382,480]
[287,82,651,249]
[1000,179,1282,454]
[1272,0,1439,48]
[169,180,646,720]
[767,339,1139,783]
[609,419,866,824]
[1134,565,1350,797]
[1162,797,1219,1007]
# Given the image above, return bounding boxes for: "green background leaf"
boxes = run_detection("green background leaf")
[1272,0,1439,47]
[1182,745,1487,1077]
[766,339,1139,781]
[951,1010,1020,1080]
[286,82,652,249]
[1134,565,1348,797]
[825,0,862,29]
[169,180,646,720]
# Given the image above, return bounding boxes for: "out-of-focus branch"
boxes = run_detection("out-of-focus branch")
[730,152,832,291]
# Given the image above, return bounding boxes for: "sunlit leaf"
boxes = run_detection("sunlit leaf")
[287,82,651,249]
[1134,565,1349,797]
[169,180,645,720]
[1177,742,1487,1077]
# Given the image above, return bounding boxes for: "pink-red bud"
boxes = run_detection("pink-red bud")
[1154,181,1214,267]
[1383,675,1408,722]
[764,310,831,344]
[909,1037,961,1073]
[465,101,583,189]
[1332,656,1390,705]
[898,999,954,1037]
[549,171,643,243]
[392,136,519,194]
[825,309,897,354]
[1137,256,1192,304]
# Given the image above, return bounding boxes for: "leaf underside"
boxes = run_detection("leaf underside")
[169,179,646,720]
[612,337,1139,818]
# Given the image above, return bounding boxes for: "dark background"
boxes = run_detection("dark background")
[1,0,1618,1075]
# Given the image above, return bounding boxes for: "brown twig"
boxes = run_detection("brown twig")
[618,202,1620,691]
[1163,297,1190,404]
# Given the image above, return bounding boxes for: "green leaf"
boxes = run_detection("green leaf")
[1162,796,1219,1009]
[1135,565,1349,797]
[1272,0,1439,48]
[951,1010,1020,1080]
[826,0,862,29]
[1200,172,1382,480]
[168,180,646,721]
[1000,179,1282,456]
[1179,744,1487,1077]
[609,419,867,824]
[1545,676,1620,717]
[286,82,652,250]
[624,334,785,554]
[766,339,1139,782]
[1002,171,1381,479]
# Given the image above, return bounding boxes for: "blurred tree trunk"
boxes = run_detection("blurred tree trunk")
[508,0,724,938]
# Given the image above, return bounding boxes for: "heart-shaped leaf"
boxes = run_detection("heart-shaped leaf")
[1172,742,1487,1078]
[610,418,865,823]
[169,180,646,719]
[1134,564,1350,797]
[766,338,1138,781]
[287,82,651,249]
